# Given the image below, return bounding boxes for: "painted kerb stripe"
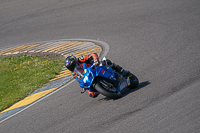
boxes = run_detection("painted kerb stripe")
[0,40,106,122]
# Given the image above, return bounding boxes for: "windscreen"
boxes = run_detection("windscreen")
[74,65,84,79]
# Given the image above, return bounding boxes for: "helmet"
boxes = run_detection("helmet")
[64,55,77,71]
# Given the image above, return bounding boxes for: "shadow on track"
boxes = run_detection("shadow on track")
[98,81,151,101]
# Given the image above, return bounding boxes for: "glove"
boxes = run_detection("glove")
[101,60,106,66]
[106,59,113,66]
[101,59,113,67]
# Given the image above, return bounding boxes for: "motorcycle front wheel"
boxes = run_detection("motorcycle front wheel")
[95,82,121,99]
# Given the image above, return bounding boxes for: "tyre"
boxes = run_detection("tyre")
[95,82,121,99]
[128,73,139,89]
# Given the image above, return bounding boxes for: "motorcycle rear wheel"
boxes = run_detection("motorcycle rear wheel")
[95,82,121,99]
[128,73,139,89]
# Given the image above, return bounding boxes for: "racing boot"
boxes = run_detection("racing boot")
[112,64,129,77]
[102,59,132,78]
[114,64,136,80]
[120,69,130,77]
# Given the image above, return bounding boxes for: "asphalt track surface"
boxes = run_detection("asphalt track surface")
[0,0,200,133]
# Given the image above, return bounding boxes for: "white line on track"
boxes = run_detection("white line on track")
[0,79,75,124]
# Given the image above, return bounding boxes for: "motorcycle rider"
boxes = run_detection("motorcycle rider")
[64,53,130,98]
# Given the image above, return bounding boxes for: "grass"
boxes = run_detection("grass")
[0,55,64,112]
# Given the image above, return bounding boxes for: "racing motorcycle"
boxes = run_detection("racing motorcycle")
[74,57,139,99]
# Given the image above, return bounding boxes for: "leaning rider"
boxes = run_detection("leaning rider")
[64,53,130,98]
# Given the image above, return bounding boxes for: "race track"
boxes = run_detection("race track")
[0,0,200,132]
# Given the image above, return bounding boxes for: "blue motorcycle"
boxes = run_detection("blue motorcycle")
[74,58,139,99]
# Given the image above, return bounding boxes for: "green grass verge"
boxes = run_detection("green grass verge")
[0,55,64,112]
